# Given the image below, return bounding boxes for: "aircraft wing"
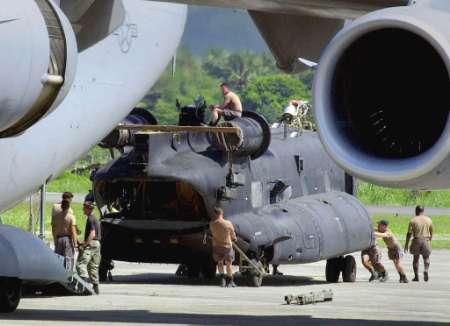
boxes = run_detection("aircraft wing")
[150,0,409,19]
[59,0,125,51]
[145,0,408,72]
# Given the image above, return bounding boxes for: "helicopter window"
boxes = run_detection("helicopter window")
[270,181,292,204]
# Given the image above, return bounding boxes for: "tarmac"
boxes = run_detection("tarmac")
[2,249,450,325]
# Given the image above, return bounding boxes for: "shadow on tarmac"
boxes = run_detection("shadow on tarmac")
[109,272,328,287]
[1,310,448,326]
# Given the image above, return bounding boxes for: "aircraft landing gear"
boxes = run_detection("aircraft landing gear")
[176,261,217,279]
[342,255,356,282]
[0,277,21,313]
[201,261,217,280]
[99,258,114,283]
[234,243,266,287]
[186,264,201,279]
[325,255,356,283]
[241,259,264,287]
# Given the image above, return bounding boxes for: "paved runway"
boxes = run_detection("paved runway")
[2,249,450,325]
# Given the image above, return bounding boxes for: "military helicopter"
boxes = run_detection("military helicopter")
[94,99,374,286]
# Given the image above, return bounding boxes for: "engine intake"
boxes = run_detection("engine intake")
[0,0,77,137]
[100,109,158,149]
[314,2,450,189]
[213,111,271,159]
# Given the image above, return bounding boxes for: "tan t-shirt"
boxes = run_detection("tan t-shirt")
[223,91,243,113]
[408,215,432,239]
[209,218,237,248]
[51,204,76,237]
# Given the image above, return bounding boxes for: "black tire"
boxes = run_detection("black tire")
[201,262,217,280]
[175,264,189,277]
[0,278,21,313]
[99,259,111,283]
[246,273,263,287]
[186,264,201,279]
[99,265,108,283]
[342,255,357,282]
[245,260,264,287]
[326,258,342,283]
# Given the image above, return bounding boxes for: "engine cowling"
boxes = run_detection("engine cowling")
[314,1,450,189]
[0,0,77,137]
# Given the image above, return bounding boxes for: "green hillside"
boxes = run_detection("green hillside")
[181,6,268,56]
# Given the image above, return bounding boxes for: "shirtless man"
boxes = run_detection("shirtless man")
[209,83,243,126]
[405,206,433,282]
[375,220,408,283]
[53,192,74,213]
[51,196,77,271]
[361,244,387,282]
[209,207,237,287]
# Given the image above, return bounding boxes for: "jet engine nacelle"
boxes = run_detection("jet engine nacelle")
[314,0,450,189]
[0,0,77,137]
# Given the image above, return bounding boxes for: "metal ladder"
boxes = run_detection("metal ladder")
[232,242,266,277]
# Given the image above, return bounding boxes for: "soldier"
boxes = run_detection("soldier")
[374,220,408,283]
[76,201,101,294]
[361,244,388,282]
[51,197,77,271]
[405,206,433,282]
[209,207,237,287]
[52,192,74,214]
[209,82,243,126]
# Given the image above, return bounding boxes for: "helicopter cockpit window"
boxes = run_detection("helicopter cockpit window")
[95,180,142,217]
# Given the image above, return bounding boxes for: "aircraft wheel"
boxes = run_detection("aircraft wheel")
[342,255,357,282]
[326,257,342,283]
[186,264,201,279]
[99,258,114,283]
[0,277,21,313]
[201,262,217,280]
[246,273,263,287]
[175,264,189,277]
[99,265,108,283]
[244,260,264,287]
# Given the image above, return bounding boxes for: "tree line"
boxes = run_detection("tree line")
[142,48,314,124]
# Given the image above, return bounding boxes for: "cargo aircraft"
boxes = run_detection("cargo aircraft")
[1,0,449,312]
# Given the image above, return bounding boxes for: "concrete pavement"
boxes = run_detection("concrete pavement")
[2,249,450,325]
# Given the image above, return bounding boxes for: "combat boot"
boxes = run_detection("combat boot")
[93,283,100,295]
[219,274,226,287]
[413,268,419,281]
[379,271,389,282]
[424,271,429,282]
[369,270,378,282]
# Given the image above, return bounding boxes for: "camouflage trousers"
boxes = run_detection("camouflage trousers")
[76,240,101,285]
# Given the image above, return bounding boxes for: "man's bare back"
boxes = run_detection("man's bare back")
[210,83,243,125]
[222,91,243,113]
